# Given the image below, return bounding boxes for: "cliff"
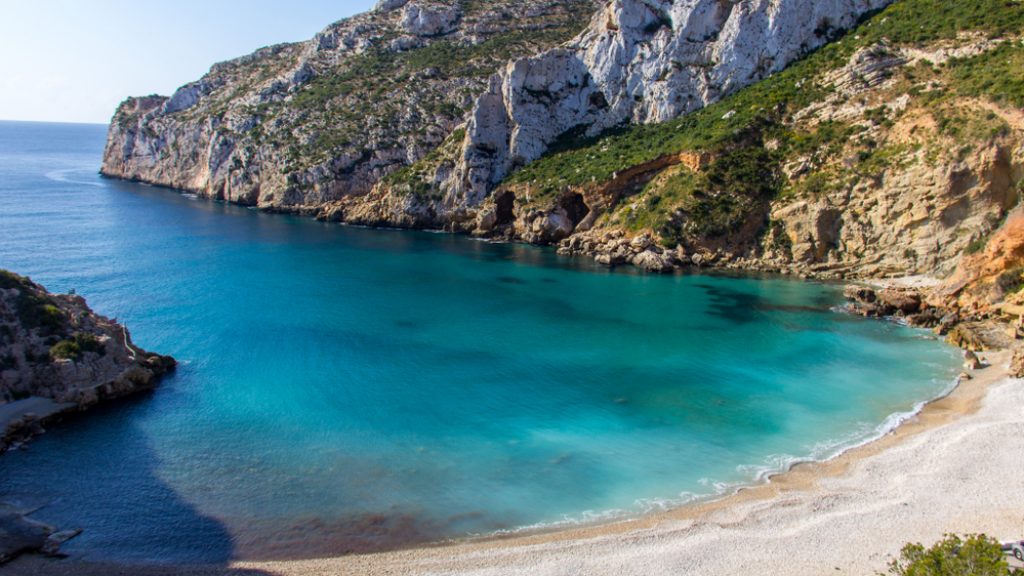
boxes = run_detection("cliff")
[102,0,890,222]
[103,0,1024,288]
[486,0,1024,281]
[0,270,175,452]
[102,0,601,211]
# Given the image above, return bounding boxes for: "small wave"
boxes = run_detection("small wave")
[481,507,633,537]
[44,168,104,188]
[740,374,960,485]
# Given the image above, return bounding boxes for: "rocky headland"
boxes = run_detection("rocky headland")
[0,269,175,452]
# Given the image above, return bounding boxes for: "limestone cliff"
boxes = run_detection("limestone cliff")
[487,1,1024,281]
[102,0,601,211]
[0,270,175,451]
[102,0,889,224]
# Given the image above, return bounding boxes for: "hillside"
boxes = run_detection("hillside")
[494,0,1024,282]
[102,0,890,223]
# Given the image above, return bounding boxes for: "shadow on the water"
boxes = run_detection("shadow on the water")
[0,382,273,575]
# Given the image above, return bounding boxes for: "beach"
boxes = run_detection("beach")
[7,349,1022,576]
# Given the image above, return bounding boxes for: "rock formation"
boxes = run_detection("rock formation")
[102,0,601,211]
[0,270,175,452]
[102,0,893,225]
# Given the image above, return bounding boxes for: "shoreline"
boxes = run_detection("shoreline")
[246,347,1024,575]
[8,348,1020,576]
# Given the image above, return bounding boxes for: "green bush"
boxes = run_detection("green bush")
[884,534,1018,576]
[49,339,81,361]
[0,270,30,290]
[48,333,106,362]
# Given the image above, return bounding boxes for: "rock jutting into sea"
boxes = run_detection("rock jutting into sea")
[0,269,176,453]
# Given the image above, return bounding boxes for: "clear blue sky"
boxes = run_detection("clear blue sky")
[0,1,377,124]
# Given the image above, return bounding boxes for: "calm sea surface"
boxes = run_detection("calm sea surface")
[0,120,959,564]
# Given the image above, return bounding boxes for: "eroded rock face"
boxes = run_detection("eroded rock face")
[401,2,461,36]
[103,0,890,229]
[443,0,893,203]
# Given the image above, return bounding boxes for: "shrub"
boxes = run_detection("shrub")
[884,534,1017,576]
[50,339,82,361]
[49,333,105,362]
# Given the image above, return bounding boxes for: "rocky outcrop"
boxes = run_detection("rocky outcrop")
[0,270,175,452]
[0,504,81,564]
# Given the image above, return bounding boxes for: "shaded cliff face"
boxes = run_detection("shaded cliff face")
[101,0,601,209]
[0,270,175,450]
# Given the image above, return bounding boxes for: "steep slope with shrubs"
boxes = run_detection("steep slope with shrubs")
[480,0,1024,281]
[103,0,893,225]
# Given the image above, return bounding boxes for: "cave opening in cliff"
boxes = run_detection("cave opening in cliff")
[495,191,515,227]
[561,193,590,227]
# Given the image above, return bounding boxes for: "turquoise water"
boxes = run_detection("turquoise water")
[0,121,960,564]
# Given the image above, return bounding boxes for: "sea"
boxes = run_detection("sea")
[0,120,961,564]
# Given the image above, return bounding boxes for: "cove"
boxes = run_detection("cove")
[0,121,960,564]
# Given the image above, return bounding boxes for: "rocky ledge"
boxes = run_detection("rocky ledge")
[0,269,176,453]
[841,209,1024,374]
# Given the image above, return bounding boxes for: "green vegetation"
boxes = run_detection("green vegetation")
[275,1,595,166]
[2,270,67,333]
[949,41,1024,109]
[964,236,990,255]
[884,534,1019,576]
[616,144,782,245]
[384,128,466,200]
[49,333,105,362]
[502,0,1024,243]
[0,270,30,291]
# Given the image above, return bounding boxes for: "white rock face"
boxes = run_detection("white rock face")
[401,2,461,36]
[445,0,893,201]
[376,0,410,11]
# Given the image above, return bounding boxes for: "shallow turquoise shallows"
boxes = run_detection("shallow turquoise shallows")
[0,121,960,564]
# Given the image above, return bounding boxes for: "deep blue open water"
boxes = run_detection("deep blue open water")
[0,120,959,564]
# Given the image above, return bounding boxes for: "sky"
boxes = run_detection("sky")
[0,1,377,124]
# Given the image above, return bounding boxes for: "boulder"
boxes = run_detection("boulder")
[878,288,922,315]
[401,3,460,37]
[632,250,674,273]
[963,349,982,370]
[1010,347,1024,378]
